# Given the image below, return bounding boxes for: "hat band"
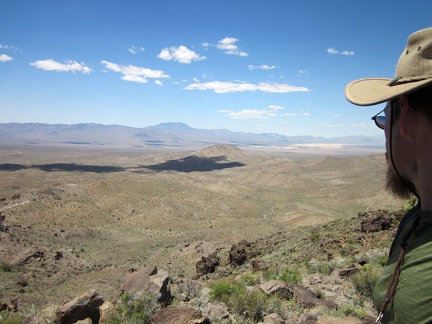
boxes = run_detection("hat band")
[388,75,432,86]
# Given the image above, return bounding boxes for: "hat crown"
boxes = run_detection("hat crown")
[395,27,432,81]
[345,27,432,106]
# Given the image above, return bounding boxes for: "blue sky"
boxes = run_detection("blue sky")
[1,0,431,137]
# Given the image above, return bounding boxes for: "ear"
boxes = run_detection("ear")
[398,95,417,140]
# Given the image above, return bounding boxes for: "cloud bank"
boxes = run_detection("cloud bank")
[185,81,309,93]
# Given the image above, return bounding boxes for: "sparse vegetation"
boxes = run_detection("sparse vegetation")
[106,292,161,324]
[0,146,408,322]
[208,279,294,323]
[351,265,382,298]
[1,262,12,272]
[0,304,37,324]
[264,267,302,284]
[306,259,339,275]
[332,302,367,319]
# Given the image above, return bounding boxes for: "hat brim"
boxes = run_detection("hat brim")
[345,77,432,106]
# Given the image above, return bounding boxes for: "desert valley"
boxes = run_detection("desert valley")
[0,126,406,323]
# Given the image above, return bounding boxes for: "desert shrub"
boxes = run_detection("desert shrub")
[332,302,367,319]
[0,304,37,323]
[172,279,203,302]
[209,281,245,304]
[358,249,389,267]
[239,272,257,285]
[229,290,271,322]
[0,311,23,324]
[310,228,320,244]
[106,292,161,324]
[1,262,12,272]
[208,279,292,323]
[306,260,338,275]
[351,265,382,298]
[263,267,302,284]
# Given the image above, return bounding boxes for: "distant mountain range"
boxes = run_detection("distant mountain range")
[0,122,384,150]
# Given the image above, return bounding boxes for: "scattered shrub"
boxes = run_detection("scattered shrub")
[0,304,39,323]
[333,303,367,319]
[351,265,382,298]
[106,292,161,324]
[208,279,293,323]
[306,260,338,275]
[239,273,257,285]
[229,289,270,322]
[209,281,245,305]
[263,267,302,284]
[172,279,203,302]
[1,262,12,272]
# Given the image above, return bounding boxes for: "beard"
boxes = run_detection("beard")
[385,162,415,199]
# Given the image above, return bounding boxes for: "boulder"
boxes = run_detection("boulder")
[151,305,210,324]
[288,283,319,308]
[195,251,220,274]
[121,266,172,306]
[229,240,260,266]
[260,281,337,310]
[75,318,92,324]
[260,312,285,323]
[98,301,115,323]
[54,289,104,324]
[259,280,293,300]
[204,303,229,322]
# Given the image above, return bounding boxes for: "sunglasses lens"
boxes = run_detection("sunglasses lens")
[374,116,386,129]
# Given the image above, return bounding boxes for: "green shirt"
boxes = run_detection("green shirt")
[374,206,432,323]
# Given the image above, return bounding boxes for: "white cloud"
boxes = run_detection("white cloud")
[327,48,339,54]
[340,50,354,56]
[219,105,285,119]
[217,37,248,56]
[218,109,271,119]
[284,112,311,117]
[327,47,354,56]
[122,75,148,83]
[30,59,91,74]
[0,44,21,53]
[154,80,163,86]
[128,46,145,54]
[248,64,276,70]
[322,123,344,128]
[350,122,372,128]
[157,45,206,64]
[297,70,309,76]
[0,54,13,62]
[268,105,284,110]
[185,81,309,94]
[101,60,169,83]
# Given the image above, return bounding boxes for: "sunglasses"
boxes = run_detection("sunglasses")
[371,100,396,130]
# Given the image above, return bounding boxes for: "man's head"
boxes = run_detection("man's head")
[345,27,432,199]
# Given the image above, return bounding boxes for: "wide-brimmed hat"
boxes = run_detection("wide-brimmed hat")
[345,27,432,106]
